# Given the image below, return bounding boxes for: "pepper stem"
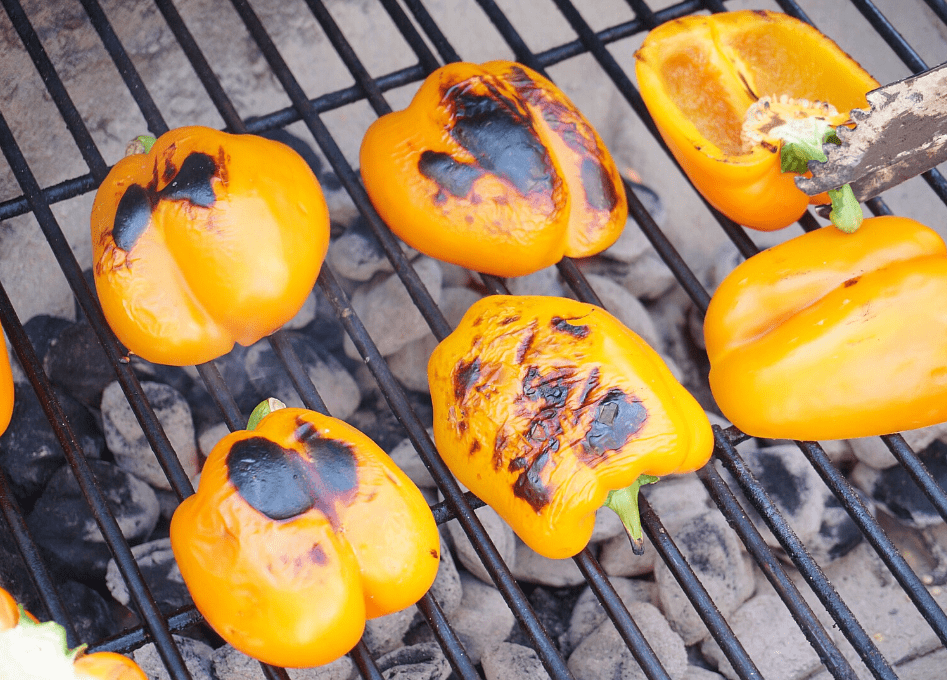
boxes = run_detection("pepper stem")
[247,397,286,431]
[604,474,660,556]
[124,135,157,157]
[777,118,863,233]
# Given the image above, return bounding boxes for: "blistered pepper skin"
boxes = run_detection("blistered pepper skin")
[90,126,331,366]
[428,295,713,559]
[360,61,627,277]
[706,216,947,440]
[635,10,878,231]
[0,338,11,437]
[170,407,440,669]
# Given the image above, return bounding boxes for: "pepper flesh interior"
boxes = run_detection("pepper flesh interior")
[741,95,847,152]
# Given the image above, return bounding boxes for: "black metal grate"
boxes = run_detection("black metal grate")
[0,1,946,679]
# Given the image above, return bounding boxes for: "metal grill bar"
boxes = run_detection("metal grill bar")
[0,1,946,680]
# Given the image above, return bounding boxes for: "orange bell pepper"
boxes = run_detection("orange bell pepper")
[170,399,440,668]
[360,60,627,277]
[634,10,878,232]
[428,295,713,559]
[90,126,331,366]
[705,216,947,440]
[0,337,11,437]
[0,586,147,679]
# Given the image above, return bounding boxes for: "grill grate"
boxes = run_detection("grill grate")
[0,1,946,679]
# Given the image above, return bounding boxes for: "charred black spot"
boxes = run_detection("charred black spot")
[510,450,553,511]
[418,150,484,198]
[551,316,590,338]
[515,324,537,364]
[448,85,554,196]
[577,367,601,409]
[308,543,328,566]
[430,548,440,559]
[159,152,217,207]
[522,366,571,409]
[454,357,481,402]
[499,315,520,325]
[843,277,860,288]
[113,183,154,251]
[294,420,359,525]
[581,390,648,461]
[580,157,618,211]
[227,438,313,520]
[470,439,481,455]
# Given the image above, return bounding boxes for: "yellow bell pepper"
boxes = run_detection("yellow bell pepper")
[360,61,627,277]
[428,295,713,559]
[635,10,878,232]
[0,337,11,437]
[705,216,947,440]
[170,400,440,668]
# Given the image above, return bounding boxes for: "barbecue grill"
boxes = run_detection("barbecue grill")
[1,1,946,679]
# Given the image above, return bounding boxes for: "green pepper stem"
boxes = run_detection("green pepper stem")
[603,474,660,556]
[124,135,157,157]
[247,397,287,431]
[777,118,863,234]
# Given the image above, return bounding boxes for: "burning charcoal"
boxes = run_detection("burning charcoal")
[347,388,433,454]
[19,314,72,377]
[342,256,443,360]
[654,510,754,645]
[563,577,658,656]
[851,440,947,530]
[720,444,831,549]
[213,643,357,679]
[0,521,41,614]
[42,319,115,409]
[387,429,438,490]
[701,593,822,680]
[363,607,416,657]
[387,287,482,395]
[597,532,657,578]
[848,422,947,470]
[482,642,552,680]
[100,380,199,492]
[806,488,869,564]
[446,504,516,586]
[510,539,585,587]
[133,634,216,680]
[58,579,122,644]
[186,344,259,431]
[327,216,396,283]
[0,382,103,502]
[567,602,688,680]
[375,643,451,680]
[507,266,567,298]
[512,585,582,654]
[26,460,160,580]
[582,274,664,352]
[105,538,192,616]
[446,573,515,665]
[244,331,361,420]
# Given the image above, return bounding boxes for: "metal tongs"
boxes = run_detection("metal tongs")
[795,61,947,202]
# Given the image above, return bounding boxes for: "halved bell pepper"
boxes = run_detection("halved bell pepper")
[428,295,713,559]
[635,10,878,231]
[90,126,331,366]
[705,216,947,440]
[360,61,627,277]
[0,336,11,437]
[170,400,440,668]
[0,586,147,679]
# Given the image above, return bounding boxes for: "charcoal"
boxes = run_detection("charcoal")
[105,538,193,616]
[0,382,103,503]
[243,331,360,420]
[42,320,115,409]
[100,380,198,492]
[26,460,159,580]
[481,642,552,680]
[376,642,451,680]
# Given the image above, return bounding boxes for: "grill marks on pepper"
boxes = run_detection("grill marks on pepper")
[226,418,358,526]
[112,151,220,252]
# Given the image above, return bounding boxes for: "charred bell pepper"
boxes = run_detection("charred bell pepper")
[359,61,627,278]
[634,10,878,232]
[169,399,440,668]
[428,295,713,559]
[0,337,11,437]
[90,126,331,366]
[705,216,947,441]
[0,586,147,679]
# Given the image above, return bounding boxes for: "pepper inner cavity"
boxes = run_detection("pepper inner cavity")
[741,95,846,153]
